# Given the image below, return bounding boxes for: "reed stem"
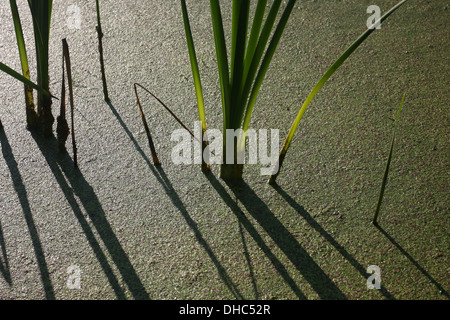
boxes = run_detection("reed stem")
[62,39,77,168]
[96,0,109,102]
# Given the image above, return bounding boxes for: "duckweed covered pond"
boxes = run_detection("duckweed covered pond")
[0,0,448,300]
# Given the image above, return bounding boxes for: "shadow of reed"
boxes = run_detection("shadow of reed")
[107,100,244,299]
[228,179,348,299]
[207,175,309,299]
[273,183,396,300]
[1,127,54,299]
[0,219,12,286]
[238,220,259,299]
[32,132,149,300]
[108,95,343,298]
[375,224,449,299]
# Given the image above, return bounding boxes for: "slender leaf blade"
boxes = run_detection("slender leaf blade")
[28,0,52,94]
[180,0,206,131]
[210,0,230,130]
[269,0,408,183]
[242,0,297,133]
[0,62,51,97]
[236,0,282,127]
[10,0,37,128]
[230,0,249,129]
[283,0,407,151]
[10,0,30,80]
[243,0,267,80]
[373,92,406,224]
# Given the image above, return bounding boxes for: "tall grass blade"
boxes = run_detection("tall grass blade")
[230,0,248,86]
[27,0,52,92]
[10,0,38,129]
[269,0,408,184]
[28,0,54,136]
[210,0,230,132]
[0,62,51,97]
[243,0,267,82]
[236,0,282,127]
[180,0,210,172]
[180,0,206,131]
[241,0,296,135]
[373,92,406,225]
[217,0,250,180]
[229,0,249,130]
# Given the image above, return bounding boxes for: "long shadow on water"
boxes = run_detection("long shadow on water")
[0,212,12,287]
[0,219,11,286]
[108,99,348,299]
[237,220,259,299]
[273,184,395,299]
[1,127,54,298]
[206,174,348,299]
[375,224,449,298]
[205,173,306,299]
[32,132,149,300]
[107,100,244,299]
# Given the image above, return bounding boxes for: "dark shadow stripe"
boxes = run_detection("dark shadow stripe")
[1,128,54,299]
